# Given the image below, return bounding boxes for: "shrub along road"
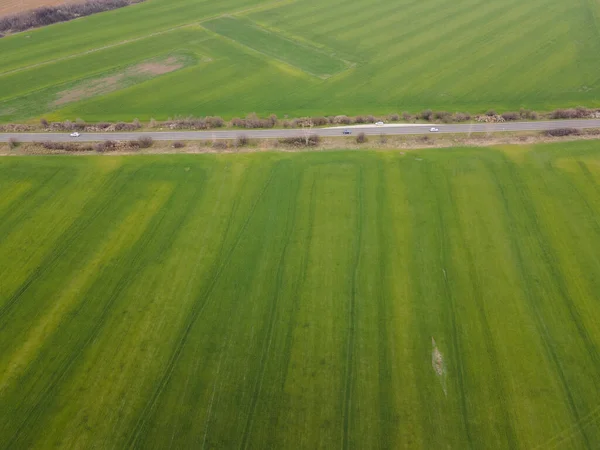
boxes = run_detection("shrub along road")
[1,119,600,142]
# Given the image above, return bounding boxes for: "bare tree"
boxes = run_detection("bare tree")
[299,118,314,146]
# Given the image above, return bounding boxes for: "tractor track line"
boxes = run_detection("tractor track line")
[427,164,474,449]
[4,179,193,447]
[376,160,394,449]
[240,163,300,449]
[341,166,363,450]
[126,164,278,449]
[452,158,519,449]
[485,156,592,450]
[0,167,127,320]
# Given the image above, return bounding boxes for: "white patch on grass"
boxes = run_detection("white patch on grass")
[432,337,447,396]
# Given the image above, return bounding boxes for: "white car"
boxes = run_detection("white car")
[70,132,80,137]
[375,121,384,126]
[430,127,439,132]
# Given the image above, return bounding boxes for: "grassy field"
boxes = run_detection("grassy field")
[0,0,599,122]
[2,141,600,448]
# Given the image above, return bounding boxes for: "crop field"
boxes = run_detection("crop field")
[1,141,600,448]
[0,0,600,122]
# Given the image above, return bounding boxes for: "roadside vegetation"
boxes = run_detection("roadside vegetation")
[4,128,600,155]
[1,106,599,134]
[0,0,143,36]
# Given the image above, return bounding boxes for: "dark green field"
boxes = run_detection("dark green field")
[2,142,600,448]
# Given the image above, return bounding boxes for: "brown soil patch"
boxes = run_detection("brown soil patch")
[54,75,123,106]
[133,56,183,76]
[0,0,78,17]
[53,56,185,106]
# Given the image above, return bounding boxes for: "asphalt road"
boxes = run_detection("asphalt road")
[1,119,599,142]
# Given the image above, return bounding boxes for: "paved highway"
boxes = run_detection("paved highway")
[1,119,599,142]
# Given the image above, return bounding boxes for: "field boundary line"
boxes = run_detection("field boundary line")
[233,0,298,17]
[225,16,355,73]
[200,17,351,79]
[198,25,322,79]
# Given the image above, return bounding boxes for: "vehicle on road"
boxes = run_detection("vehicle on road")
[70,132,80,137]
[343,129,352,135]
[430,127,439,132]
[375,121,384,126]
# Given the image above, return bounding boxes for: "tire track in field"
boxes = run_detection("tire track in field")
[341,166,363,450]
[160,166,231,446]
[537,161,600,372]
[169,164,256,449]
[577,160,600,197]
[126,165,279,449]
[0,167,127,320]
[0,168,64,239]
[425,163,474,450]
[534,403,600,450]
[575,160,600,243]
[375,161,394,449]
[176,165,266,449]
[4,180,199,448]
[484,156,592,449]
[239,163,300,449]
[450,160,519,449]
[0,180,36,223]
[199,331,233,450]
[574,160,600,247]
[277,174,316,393]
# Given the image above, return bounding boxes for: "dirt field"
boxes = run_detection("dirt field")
[0,0,79,17]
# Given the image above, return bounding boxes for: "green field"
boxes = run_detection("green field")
[2,142,600,448]
[1,0,600,122]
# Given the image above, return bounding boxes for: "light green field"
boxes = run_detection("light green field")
[2,142,600,448]
[0,0,599,122]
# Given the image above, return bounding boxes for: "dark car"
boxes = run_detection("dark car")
[343,129,352,135]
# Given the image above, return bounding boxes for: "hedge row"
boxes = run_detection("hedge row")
[0,0,143,35]
[2,107,599,134]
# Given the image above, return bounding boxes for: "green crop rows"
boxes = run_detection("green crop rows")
[0,0,599,122]
[2,142,600,448]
